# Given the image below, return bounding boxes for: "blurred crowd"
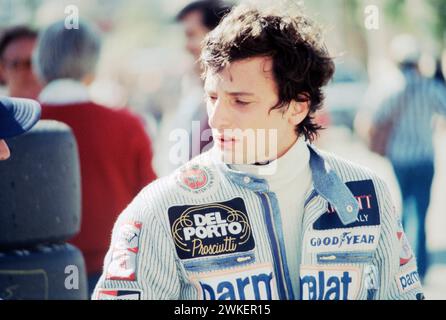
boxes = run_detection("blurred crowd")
[1,0,446,297]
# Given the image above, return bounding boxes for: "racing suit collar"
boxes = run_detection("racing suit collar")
[210,143,359,226]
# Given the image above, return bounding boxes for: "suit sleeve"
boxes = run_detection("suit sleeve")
[92,193,181,300]
[372,178,424,300]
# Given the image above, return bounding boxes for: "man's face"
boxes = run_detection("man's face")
[205,56,304,164]
[180,11,211,61]
[0,37,42,99]
[0,139,10,160]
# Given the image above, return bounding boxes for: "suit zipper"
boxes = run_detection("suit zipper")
[262,192,294,300]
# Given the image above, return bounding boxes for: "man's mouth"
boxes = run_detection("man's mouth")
[215,136,238,149]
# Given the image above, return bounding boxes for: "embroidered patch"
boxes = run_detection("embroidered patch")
[396,219,414,266]
[96,289,142,300]
[300,265,362,300]
[396,266,422,294]
[176,164,215,194]
[306,226,380,254]
[168,198,255,260]
[106,221,142,281]
[190,263,277,300]
[317,251,374,264]
[183,252,256,273]
[313,180,380,230]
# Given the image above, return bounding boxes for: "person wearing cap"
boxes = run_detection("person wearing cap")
[371,34,446,281]
[0,97,41,160]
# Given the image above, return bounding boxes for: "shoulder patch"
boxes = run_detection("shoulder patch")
[397,219,414,266]
[175,163,216,194]
[168,197,255,260]
[313,180,380,230]
[106,221,142,281]
[96,289,142,300]
[396,266,422,295]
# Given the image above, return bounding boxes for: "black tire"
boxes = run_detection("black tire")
[0,243,88,300]
[0,120,81,248]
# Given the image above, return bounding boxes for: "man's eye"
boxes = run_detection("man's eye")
[235,100,250,106]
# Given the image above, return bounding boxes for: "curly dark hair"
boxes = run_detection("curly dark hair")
[200,5,335,142]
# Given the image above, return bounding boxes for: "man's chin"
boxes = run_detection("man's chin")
[218,149,259,165]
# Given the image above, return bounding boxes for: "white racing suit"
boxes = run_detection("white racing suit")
[93,144,424,300]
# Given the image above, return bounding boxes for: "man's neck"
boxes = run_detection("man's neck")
[275,136,299,161]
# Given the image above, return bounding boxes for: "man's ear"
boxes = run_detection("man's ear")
[288,99,309,126]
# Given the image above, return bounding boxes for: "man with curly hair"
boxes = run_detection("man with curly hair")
[94,4,423,300]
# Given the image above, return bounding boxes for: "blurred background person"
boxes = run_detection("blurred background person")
[369,35,446,281]
[154,0,232,176]
[0,26,42,99]
[34,20,157,295]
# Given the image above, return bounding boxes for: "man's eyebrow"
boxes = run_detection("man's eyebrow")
[204,89,255,97]
[227,92,255,96]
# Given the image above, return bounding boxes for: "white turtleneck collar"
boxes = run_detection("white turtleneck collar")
[231,135,312,299]
[230,135,310,192]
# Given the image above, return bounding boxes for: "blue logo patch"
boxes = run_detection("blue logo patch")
[310,232,376,248]
[397,268,421,294]
[313,180,380,230]
[300,266,361,300]
[168,198,255,260]
[199,273,274,300]
[191,263,278,300]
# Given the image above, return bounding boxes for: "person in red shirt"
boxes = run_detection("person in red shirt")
[33,20,157,294]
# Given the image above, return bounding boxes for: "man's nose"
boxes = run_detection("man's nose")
[0,139,11,161]
[208,98,232,131]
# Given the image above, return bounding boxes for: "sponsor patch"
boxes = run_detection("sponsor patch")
[96,289,142,300]
[106,221,142,281]
[307,227,380,253]
[190,263,278,300]
[300,265,361,300]
[317,251,374,264]
[396,219,414,266]
[183,252,256,273]
[313,180,380,230]
[169,198,255,260]
[176,164,215,194]
[396,266,422,294]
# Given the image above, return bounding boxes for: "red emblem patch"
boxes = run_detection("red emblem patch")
[176,164,215,194]
[182,167,208,190]
[397,230,413,266]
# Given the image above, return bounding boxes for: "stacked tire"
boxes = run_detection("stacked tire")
[0,120,88,300]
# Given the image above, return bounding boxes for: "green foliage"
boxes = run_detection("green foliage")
[428,0,446,43]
